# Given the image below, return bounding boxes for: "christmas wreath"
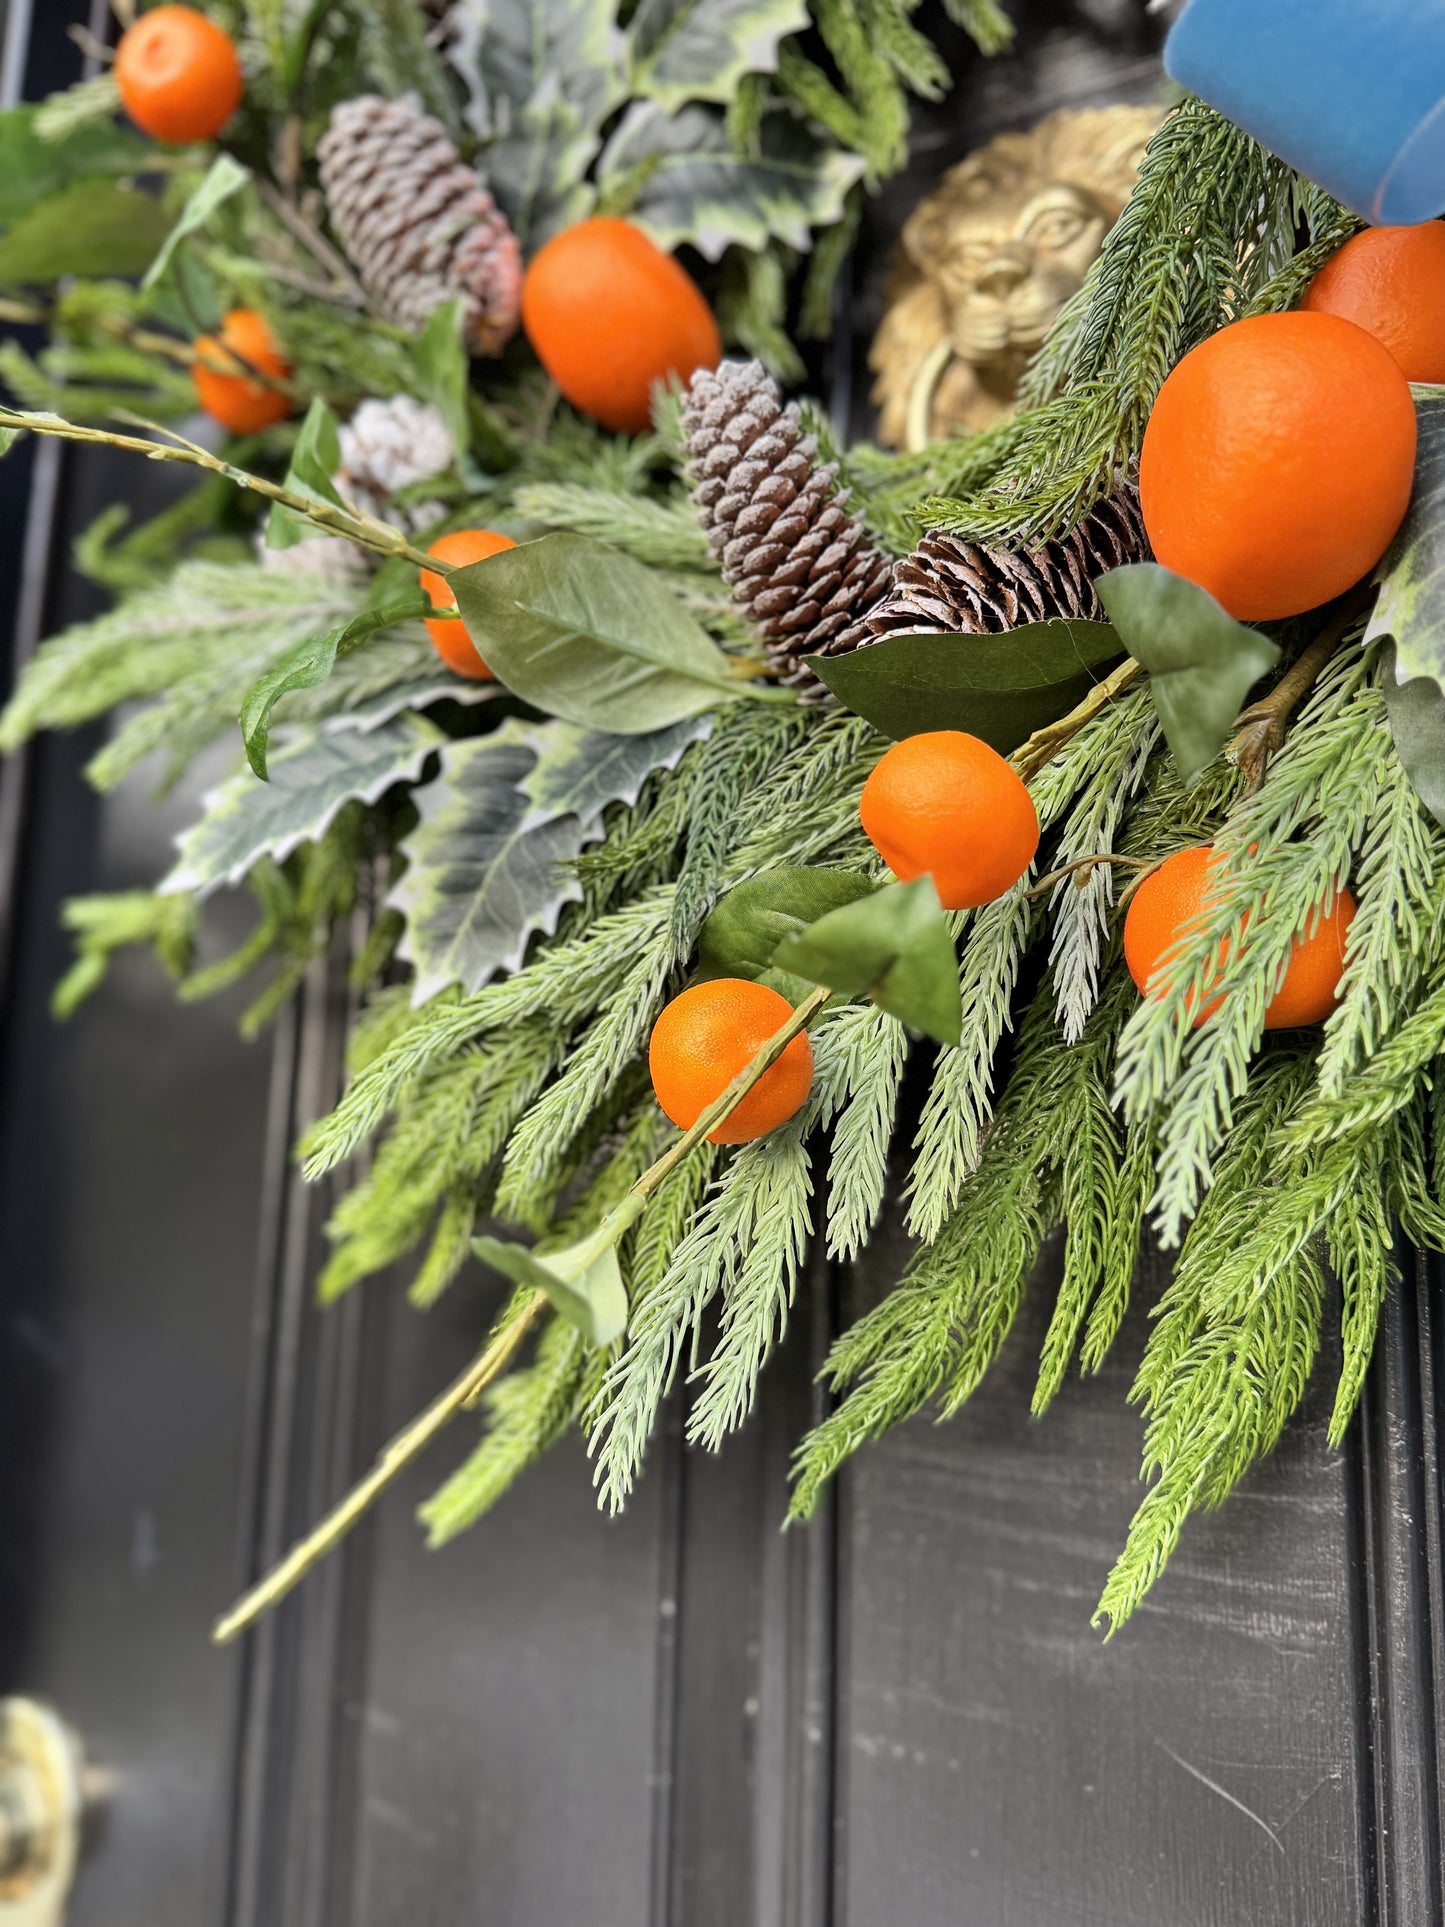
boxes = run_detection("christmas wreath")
[2,0,1443,1644]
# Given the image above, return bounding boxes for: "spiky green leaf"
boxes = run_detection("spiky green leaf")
[597,102,865,260]
[630,0,809,110]
[163,718,442,897]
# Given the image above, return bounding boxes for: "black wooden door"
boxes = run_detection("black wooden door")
[2,7,1442,1925]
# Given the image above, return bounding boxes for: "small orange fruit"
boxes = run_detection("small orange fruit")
[419,528,517,678]
[649,979,814,1145]
[1124,845,1355,1030]
[522,217,721,435]
[1301,221,1445,383]
[859,730,1039,911]
[1139,311,1417,620]
[115,6,244,145]
[191,309,292,434]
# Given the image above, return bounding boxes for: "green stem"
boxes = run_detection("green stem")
[210,982,832,1644]
[0,405,441,572]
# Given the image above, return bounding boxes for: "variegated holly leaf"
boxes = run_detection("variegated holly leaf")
[597,102,865,260]
[1367,386,1445,686]
[446,0,625,245]
[391,716,708,1002]
[162,718,443,898]
[517,714,710,826]
[629,0,808,110]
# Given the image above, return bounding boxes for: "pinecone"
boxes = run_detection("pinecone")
[681,360,893,697]
[863,487,1150,643]
[318,94,521,356]
[337,394,455,524]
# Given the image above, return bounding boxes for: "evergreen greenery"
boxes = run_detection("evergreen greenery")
[1,7,1438,1637]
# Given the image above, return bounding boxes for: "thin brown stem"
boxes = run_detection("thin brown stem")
[1024,853,1152,901]
[1011,656,1144,783]
[255,177,371,310]
[1228,580,1376,789]
[210,982,833,1644]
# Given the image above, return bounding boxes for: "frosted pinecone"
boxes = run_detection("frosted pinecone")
[336,395,455,526]
[318,94,521,355]
[864,487,1150,642]
[681,360,892,697]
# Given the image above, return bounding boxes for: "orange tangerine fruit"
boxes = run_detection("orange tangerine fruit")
[191,309,292,434]
[860,730,1039,911]
[419,528,517,678]
[1302,221,1445,383]
[115,6,244,145]
[649,979,814,1145]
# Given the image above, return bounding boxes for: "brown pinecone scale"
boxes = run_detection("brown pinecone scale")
[681,361,893,696]
[318,94,521,355]
[864,488,1150,643]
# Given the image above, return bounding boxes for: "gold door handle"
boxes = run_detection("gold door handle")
[0,1702,89,1927]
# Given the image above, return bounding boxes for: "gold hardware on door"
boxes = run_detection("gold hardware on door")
[0,1702,87,1926]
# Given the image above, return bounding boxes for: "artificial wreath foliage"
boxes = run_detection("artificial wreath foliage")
[2,2,1444,1640]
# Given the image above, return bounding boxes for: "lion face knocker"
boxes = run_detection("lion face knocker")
[871,104,1163,449]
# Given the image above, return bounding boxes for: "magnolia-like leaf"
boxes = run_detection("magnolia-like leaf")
[412,297,471,466]
[447,0,624,244]
[699,865,874,998]
[1095,562,1279,780]
[774,876,961,1045]
[630,0,808,109]
[471,1232,629,1345]
[162,718,442,898]
[0,180,171,284]
[448,531,747,732]
[598,101,864,260]
[1366,385,1445,687]
[0,106,151,224]
[141,153,250,291]
[1380,643,1445,828]
[517,713,711,827]
[240,594,433,779]
[390,731,587,1003]
[810,618,1122,747]
[265,398,345,551]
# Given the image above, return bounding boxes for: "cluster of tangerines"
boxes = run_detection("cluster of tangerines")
[651,220,1445,1146]
[107,8,1445,1147]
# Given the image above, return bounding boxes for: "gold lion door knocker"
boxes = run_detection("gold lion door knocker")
[870,103,1164,450]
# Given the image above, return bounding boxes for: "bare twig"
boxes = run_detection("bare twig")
[255,177,371,310]
[1228,580,1376,789]
[1024,853,1153,901]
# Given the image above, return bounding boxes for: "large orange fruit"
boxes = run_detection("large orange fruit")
[1124,845,1355,1030]
[1139,312,1417,620]
[860,730,1039,911]
[1302,222,1445,382]
[115,6,243,145]
[522,218,721,435]
[191,309,292,434]
[419,528,517,678]
[649,979,814,1144]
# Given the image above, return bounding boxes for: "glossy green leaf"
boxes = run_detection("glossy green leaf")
[774,876,961,1044]
[448,531,749,732]
[265,398,345,551]
[0,180,171,285]
[142,153,250,290]
[447,0,624,244]
[471,1231,629,1345]
[1366,385,1445,688]
[0,106,151,224]
[810,618,1123,747]
[1095,562,1279,780]
[699,865,874,998]
[630,0,808,109]
[1381,643,1445,828]
[597,102,864,260]
[162,718,443,898]
[240,593,432,779]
